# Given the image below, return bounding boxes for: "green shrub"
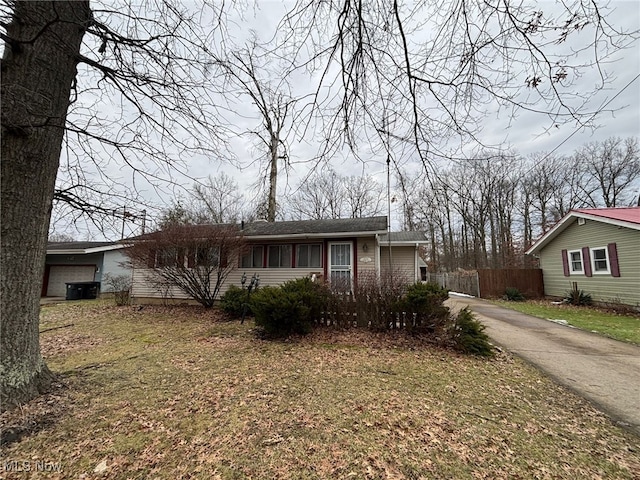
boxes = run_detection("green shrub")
[564,289,592,306]
[400,282,450,333]
[403,282,449,307]
[220,285,252,318]
[281,277,329,318]
[451,307,494,357]
[251,278,329,337]
[503,287,525,302]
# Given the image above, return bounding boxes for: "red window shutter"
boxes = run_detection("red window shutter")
[582,247,592,277]
[561,249,569,277]
[608,243,621,277]
[147,249,157,268]
[187,251,195,268]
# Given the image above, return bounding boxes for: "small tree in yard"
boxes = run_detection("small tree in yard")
[102,274,132,306]
[126,225,244,308]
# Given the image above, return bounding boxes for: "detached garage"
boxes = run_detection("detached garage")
[42,242,130,298]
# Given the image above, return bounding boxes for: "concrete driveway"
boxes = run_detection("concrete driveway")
[446,294,640,436]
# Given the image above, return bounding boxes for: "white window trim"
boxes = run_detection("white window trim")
[296,243,322,268]
[590,246,611,275]
[568,249,584,275]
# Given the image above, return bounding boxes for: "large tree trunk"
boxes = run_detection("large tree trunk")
[1,1,91,409]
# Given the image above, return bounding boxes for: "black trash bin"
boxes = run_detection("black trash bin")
[65,282,100,300]
[65,283,83,300]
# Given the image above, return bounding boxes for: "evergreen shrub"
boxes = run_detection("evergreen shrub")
[451,307,494,357]
[220,285,251,318]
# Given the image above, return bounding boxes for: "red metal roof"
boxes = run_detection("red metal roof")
[573,207,640,225]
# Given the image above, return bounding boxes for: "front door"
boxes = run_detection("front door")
[329,242,353,291]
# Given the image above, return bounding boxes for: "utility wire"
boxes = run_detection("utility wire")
[523,73,640,174]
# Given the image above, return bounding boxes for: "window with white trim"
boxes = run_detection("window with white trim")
[268,245,292,268]
[568,250,583,274]
[590,247,610,274]
[296,244,322,268]
[241,246,263,268]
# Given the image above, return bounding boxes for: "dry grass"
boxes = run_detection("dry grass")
[1,300,639,479]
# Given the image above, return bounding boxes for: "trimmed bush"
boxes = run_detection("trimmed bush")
[281,277,329,319]
[251,278,329,337]
[503,287,525,302]
[400,282,450,333]
[220,285,252,318]
[451,307,494,357]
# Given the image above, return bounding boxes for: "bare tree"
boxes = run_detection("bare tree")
[290,169,345,220]
[289,169,384,220]
[126,225,244,308]
[1,0,635,409]
[1,0,229,408]
[192,173,244,224]
[279,1,635,168]
[157,201,209,230]
[575,137,640,207]
[48,233,77,243]
[215,42,299,222]
[342,174,385,218]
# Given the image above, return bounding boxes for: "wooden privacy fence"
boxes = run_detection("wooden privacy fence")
[423,271,480,297]
[424,269,544,299]
[477,269,543,298]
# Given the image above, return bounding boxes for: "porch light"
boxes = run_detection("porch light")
[362,243,369,252]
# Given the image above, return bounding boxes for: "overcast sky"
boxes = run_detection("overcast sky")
[51,0,640,240]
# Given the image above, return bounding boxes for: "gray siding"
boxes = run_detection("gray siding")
[380,245,418,283]
[99,250,131,291]
[356,236,376,277]
[537,218,640,306]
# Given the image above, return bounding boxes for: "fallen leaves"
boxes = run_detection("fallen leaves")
[1,302,639,479]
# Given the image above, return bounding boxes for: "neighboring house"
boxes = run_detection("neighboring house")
[525,207,640,307]
[43,242,130,297]
[130,216,429,303]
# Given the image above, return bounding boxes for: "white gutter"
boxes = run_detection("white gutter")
[47,244,126,255]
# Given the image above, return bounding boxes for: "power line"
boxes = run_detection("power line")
[525,73,640,171]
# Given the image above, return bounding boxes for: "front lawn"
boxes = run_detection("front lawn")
[1,301,639,479]
[493,299,640,344]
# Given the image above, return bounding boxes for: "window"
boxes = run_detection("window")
[156,247,182,267]
[195,246,220,267]
[296,244,322,268]
[268,245,292,268]
[591,247,610,274]
[241,246,263,268]
[568,250,583,274]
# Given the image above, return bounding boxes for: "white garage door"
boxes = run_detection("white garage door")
[47,265,96,297]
